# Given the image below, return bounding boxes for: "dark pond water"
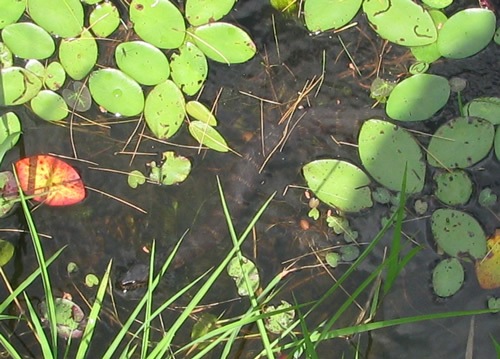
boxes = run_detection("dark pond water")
[1,0,500,358]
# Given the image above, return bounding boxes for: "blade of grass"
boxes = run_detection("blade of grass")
[0,331,22,359]
[141,241,155,358]
[23,293,54,359]
[490,334,500,358]
[294,294,318,359]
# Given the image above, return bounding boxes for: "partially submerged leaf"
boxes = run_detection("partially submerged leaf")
[0,239,14,266]
[188,121,229,152]
[62,81,92,112]
[128,170,146,188]
[40,297,86,339]
[227,256,260,296]
[148,151,191,185]
[263,301,295,334]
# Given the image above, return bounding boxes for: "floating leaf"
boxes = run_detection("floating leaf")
[0,0,26,29]
[191,313,218,344]
[30,90,69,122]
[479,188,497,207]
[45,62,66,91]
[89,69,145,116]
[463,97,500,125]
[0,112,21,153]
[263,301,295,334]
[434,169,472,205]
[62,81,92,112]
[188,121,229,152]
[85,273,99,287]
[358,119,425,193]
[308,207,319,220]
[431,209,486,260]
[27,0,84,38]
[496,127,500,161]
[15,155,86,206]
[488,297,500,311]
[185,0,236,26]
[144,80,185,139]
[67,262,78,274]
[386,74,450,121]
[115,41,170,86]
[0,42,13,68]
[340,245,360,261]
[372,186,391,204]
[432,258,464,297]
[89,2,120,38]
[303,159,372,213]
[25,59,45,78]
[128,170,146,188]
[186,101,217,126]
[370,77,396,102]
[304,0,362,32]
[0,67,43,106]
[130,0,186,49]
[190,22,256,64]
[40,298,86,339]
[170,42,208,96]
[427,117,494,169]
[0,239,14,266]
[0,171,17,217]
[414,199,428,215]
[227,256,260,296]
[326,215,350,235]
[421,0,452,9]
[59,29,98,81]
[449,77,467,93]
[325,252,341,268]
[438,8,495,59]
[1,22,55,60]
[148,151,191,185]
[476,229,500,289]
[363,0,437,46]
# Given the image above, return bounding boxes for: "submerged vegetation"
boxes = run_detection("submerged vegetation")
[0,0,499,357]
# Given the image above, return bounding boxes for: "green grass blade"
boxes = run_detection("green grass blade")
[490,335,500,358]
[294,294,318,359]
[0,331,22,359]
[140,241,155,358]
[23,293,54,359]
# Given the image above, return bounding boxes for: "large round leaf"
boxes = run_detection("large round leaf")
[0,0,26,29]
[438,8,495,59]
[130,0,185,49]
[188,121,229,152]
[89,2,120,38]
[386,74,450,122]
[363,0,436,46]
[305,0,363,32]
[303,159,372,213]
[427,117,494,168]
[463,97,500,125]
[59,29,98,80]
[191,22,256,64]
[431,209,486,260]
[115,41,170,86]
[358,119,425,194]
[31,90,69,122]
[2,22,55,60]
[170,42,208,96]
[27,0,84,38]
[89,69,144,117]
[0,67,42,105]
[144,80,185,139]
[185,0,236,26]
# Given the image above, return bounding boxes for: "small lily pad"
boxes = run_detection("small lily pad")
[0,112,21,153]
[414,199,428,215]
[85,273,99,287]
[89,2,120,38]
[67,262,78,274]
[0,239,14,266]
[188,121,229,152]
[0,42,13,68]
[128,170,146,188]
[0,67,43,105]
[340,245,360,262]
[185,0,236,26]
[59,29,98,81]
[372,187,391,204]
[479,188,497,207]
[427,117,494,169]
[463,97,500,125]
[62,81,92,112]
[186,101,217,126]
[432,258,464,297]
[191,313,218,342]
[148,151,191,185]
[2,22,55,60]
[25,59,45,78]
[303,159,372,213]
[40,297,86,339]
[45,62,66,91]
[431,209,487,260]
[304,0,363,32]
[488,297,500,311]
[263,300,295,334]
[170,42,208,96]
[30,90,69,122]
[28,0,84,38]
[434,169,472,205]
[325,252,341,268]
[0,0,26,29]
[326,215,350,235]
[227,256,260,297]
[308,207,320,220]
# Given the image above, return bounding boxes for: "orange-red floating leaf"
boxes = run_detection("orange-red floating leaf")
[15,155,85,206]
[475,229,500,289]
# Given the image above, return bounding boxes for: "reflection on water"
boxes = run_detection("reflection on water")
[1,1,500,357]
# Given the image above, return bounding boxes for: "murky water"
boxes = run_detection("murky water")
[1,0,500,358]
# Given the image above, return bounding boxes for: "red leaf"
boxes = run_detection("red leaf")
[15,155,85,206]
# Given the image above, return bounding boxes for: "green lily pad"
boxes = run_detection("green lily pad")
[463,97,500,125]
[308,207,319,220]
[340,245,360,261]
[185,0,236,26]
[89,68,145,116]
[0,42,13,68]
[0,0,26,29]
[27,0,84,38]
[85,273,99,287]
[372,186,391,204]
[325,252,341,268]
[130,0,185,49]
[263,300,295,334]
[170,42,208,96]
[144,80,185,139]
[62,81,92,112]
[358,119,425,194]
[370,77,396,102]
[303,159,372,213]
[386,74,450,121]
[148,151,191,185]
[414,199,428,215]
[432,258,464,297]
[363,0,437,46]
[128,170,146,188]
[89,2,120,38]
[191,313,218,342]
[421,0,452,9]
[40,297,86,339]
[488,297,500,311]
[326,214,350,235]
[115,41,170,86]
[31,90,69,122]
[478,187,497,207]
[190,22,257,64]
[44,62,66,91]
[427,117,494,169]
[434,169,472,205]
[24,59,45,78]
[186,101,217,125]
[188,121,229,152]
[304,0,363,32]
[0,112,21,154]
[67,262,78,274]
[59,29,98,80]
[227,256,260,296]
[0,67,43,105]
[431,209,487,260]
[2,22,55,60]
[437,8,496,59]
[0,239,14,266]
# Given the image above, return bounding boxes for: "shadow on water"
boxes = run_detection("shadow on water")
[1,0,500,357]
